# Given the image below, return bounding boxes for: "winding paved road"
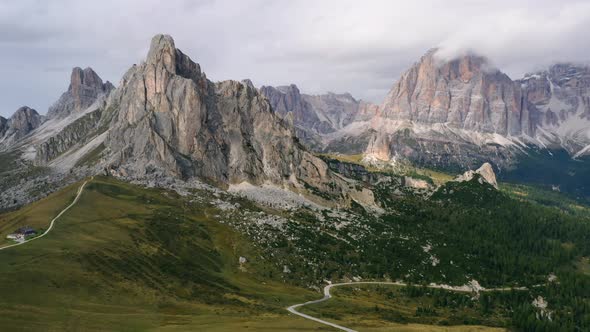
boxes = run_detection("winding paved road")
[287,281,527,332]
[0,178,91,251]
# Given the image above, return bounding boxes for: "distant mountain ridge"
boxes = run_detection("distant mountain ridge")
[260,84,378,148]
[264,50,590,169]
[1,37,590,208]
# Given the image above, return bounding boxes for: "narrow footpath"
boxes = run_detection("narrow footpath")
[0,178,91,251]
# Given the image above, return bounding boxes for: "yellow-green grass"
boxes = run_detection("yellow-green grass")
[500,182,590,215]
[319,153,455,185]
[576,257,590,276]
[319,153,383,173]
[0,181,81,245]
[0,176,326,331]
[320,153,365,164]
[409,168,454,186]
[298,284,507,332]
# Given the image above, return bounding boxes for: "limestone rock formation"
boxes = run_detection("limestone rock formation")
[454,162,498,189]
[352,51,590,171]
[259,85,324,145]
[47,67,114,119]
[260,84,377,148]
[8,106,42,138]
[519,63,590,156]
[304,92,363,131]
[380,50,531,136]
[103,34,341,196]
[0,106,42,146]
[35,109,104,164]
[357,52,590,170]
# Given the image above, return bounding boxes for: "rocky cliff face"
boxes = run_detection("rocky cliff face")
[260,84,373,134]
[1,34,378,210]
[304,92,362,131]
[35,109,103,164]
[260,51,538,166]
[47,67,114,119]
[380,50,531,136]
[0,106,43,146]
[8,106,42,139]
[455,162,498,189]
[519,63,590,156]
[260,84,377,146]
[259,85,323,146]
[365,51,531,169]
[356,52,590,170]
[103,34,341,196]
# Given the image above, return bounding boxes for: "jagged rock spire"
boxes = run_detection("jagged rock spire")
[47,67,114,119]
[455,162,498,189]
[146,34,177,72]
[103,34,347,200]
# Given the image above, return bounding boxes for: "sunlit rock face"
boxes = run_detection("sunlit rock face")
[455,162,498,189]
[380,50,530,136]
[103,34,340,195]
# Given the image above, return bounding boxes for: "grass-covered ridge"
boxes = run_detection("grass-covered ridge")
[0,176,323,331]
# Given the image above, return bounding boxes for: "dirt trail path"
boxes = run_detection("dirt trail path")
[0,177,91,251]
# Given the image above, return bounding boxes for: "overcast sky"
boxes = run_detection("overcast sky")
[1,0,590,117]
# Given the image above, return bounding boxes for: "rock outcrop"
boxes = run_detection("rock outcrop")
[347,51,590,171]
[259,85,324,145]
[359,52,590,169]
[0,106,43,146]
[8,106,42,139]
[47,67,114,119]
[454,162,498,189]
[304,92,363,131]
[519,63,590,156]
[380,50,531,136]
[35,109,103,164]
[103,34,342,196]
[260,84,377,148]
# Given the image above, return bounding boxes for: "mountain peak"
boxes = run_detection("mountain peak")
[146,34,177,72]
[13,105,38,116]
[275,84,300,94]
[241,79,255,89]
[69,66,104,92]
[102,34,345,199]
[1,106,42,143]
[380,47,521,135]
[47,67,113,119]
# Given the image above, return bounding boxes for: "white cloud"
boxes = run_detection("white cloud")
[0,0,589,116]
